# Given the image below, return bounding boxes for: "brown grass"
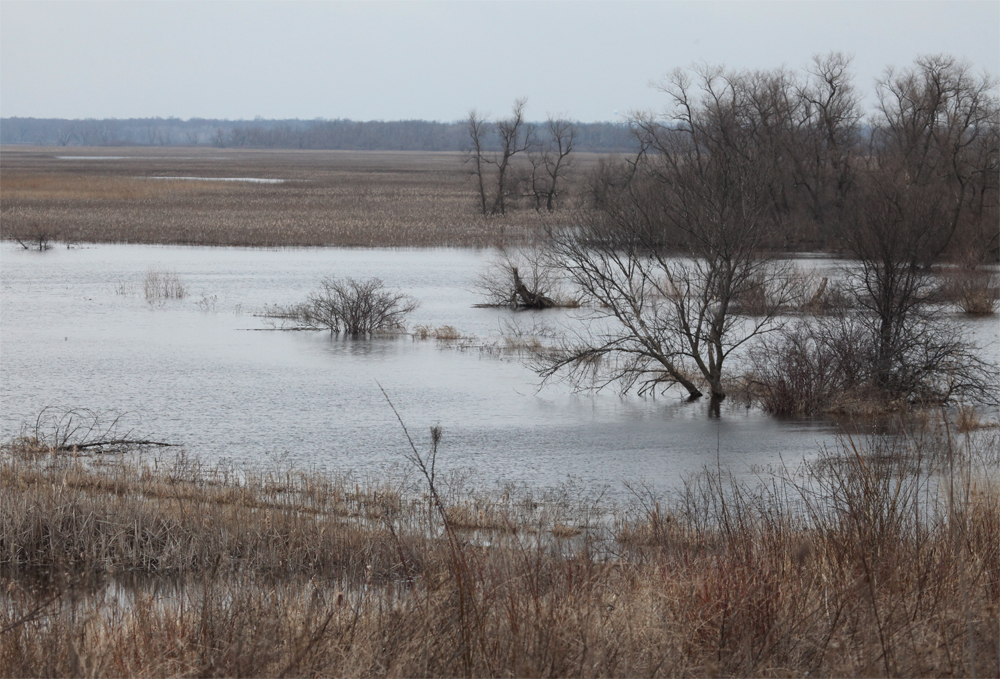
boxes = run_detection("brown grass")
[2,420,998,677]
[0,146,597,248]
[937,266,999,315]
[412,325,463,341]
[956,404,1000,433]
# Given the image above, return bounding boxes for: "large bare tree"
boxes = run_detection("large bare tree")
[840,144,998,403]
[872,55,999,262]
[539,66,794,404]
[789,53,864,241]
[466,99,532,217]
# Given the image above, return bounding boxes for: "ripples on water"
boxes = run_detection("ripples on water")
[5,243,990,495]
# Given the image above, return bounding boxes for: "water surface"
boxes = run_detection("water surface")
[4,243,957,495]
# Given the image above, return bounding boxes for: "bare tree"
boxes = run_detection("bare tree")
[790,53,864,239]
[466,99,533,217]
[526,118,576,211]
[539,66,794,405]
[95,119,121,146]
[54,126,75,146]
[872,55,999,262]
[144,120,162,146]
[466,109,491,216]
[841,162,998,402]
[74,121,98,146]
[491,99,531,216]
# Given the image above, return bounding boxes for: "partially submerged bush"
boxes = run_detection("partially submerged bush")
[143,268,186,301]
[267,277,418,336]
[745,316,868,416]
[746,311,999,416]
[8,217,58,251]
[938,266,999,315]
[13,233,54,251]
[731,270,852,316]
[791,272,852,314]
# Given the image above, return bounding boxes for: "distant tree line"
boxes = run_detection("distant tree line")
[0,116,637,152]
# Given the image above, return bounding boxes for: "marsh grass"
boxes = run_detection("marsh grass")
[412,324,463,341]
[937,265,999,315]
[113,278,138,296]
[143,268,186,301]
[112,269,186,301]
[2,416,997,677]
[1,148,594,248]
[956,404,1000,433]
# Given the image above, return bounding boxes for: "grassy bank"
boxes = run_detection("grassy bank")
[2,420,997,677]
[0,147,590,248]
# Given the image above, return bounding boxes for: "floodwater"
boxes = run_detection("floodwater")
[2,244,993,495]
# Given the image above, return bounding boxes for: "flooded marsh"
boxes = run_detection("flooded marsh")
[1,146,998,678]
[0,243,853,494]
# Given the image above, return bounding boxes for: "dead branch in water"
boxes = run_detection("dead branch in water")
[52,438,177,452]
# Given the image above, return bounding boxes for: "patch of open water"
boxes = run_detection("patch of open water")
[56,156,229,160]
[2,243,994,496]
[147,176,287,183]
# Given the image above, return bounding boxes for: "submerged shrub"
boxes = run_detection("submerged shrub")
[143,268,186,301]
[272,277,418,336]
[747,310,999,416]
[939,267,999,315]
[475,246,578,309]
[746,316,868,416]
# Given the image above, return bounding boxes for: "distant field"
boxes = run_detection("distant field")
[0,147,593,247]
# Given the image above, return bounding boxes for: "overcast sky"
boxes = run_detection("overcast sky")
[2,1,997,122]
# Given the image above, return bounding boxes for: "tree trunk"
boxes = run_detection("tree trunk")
[511,267,556,309]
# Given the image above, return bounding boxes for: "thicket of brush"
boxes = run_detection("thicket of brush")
[2,418,997,678]
[262,277,418,336]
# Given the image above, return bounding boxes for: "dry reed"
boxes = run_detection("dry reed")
[2,416,997,677]
[937,266,999,315]
[143,269,186,301]
[0,147,597,248]
[412,325,463,341]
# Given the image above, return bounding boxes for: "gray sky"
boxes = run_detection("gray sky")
[2,1,997,122]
